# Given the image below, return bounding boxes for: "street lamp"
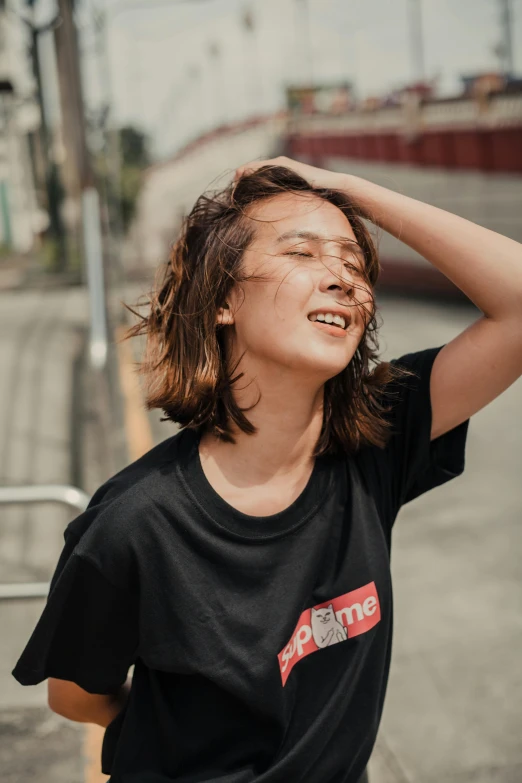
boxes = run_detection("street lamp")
[241,3,263,118]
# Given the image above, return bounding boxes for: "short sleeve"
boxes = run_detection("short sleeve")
[11,530,138,695]
[358,344,470,528]
[384,344,469,510]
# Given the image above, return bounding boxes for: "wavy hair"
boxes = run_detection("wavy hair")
[125,165,415,457]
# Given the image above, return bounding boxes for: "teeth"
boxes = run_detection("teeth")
[309,312,347,329]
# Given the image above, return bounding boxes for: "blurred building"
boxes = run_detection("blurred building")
[0,4,41,253]
[286,83,355,116]
[126,114,287,273]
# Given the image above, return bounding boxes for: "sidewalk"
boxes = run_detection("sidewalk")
[0,286,92,781]
[0,280,135,781]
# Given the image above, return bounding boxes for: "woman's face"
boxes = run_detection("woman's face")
[219,192,374,383]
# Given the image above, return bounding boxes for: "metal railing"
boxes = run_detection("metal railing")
[0,485,90,600]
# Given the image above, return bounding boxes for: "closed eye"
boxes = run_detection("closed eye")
[344,262,364,276]
[284,251,365,278]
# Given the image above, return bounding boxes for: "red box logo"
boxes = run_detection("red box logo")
[277,581,381,686]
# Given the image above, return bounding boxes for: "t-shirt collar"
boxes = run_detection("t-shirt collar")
[176,426,338,541]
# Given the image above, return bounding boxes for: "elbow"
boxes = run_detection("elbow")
[48,698,70,720]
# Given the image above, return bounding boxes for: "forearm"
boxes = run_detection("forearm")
[339,172,522,320]
[61,693,121,728]
[48,676,131,728]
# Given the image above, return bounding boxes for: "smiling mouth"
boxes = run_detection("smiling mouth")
[307,313,351,334]
[308,321,348,338]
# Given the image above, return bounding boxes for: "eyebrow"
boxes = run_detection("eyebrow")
[275,230,364,257]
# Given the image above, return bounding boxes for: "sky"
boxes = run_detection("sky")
[15,0,522,161]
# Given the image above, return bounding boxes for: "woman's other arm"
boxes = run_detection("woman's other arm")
[48,674,131,728]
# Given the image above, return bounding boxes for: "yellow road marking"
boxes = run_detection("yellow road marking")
[84,324,154,782]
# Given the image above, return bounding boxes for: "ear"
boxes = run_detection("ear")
[311,607,317,614]
[328,604,334,611]
[216,302,234,327]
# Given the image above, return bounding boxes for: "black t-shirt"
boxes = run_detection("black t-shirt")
[12,345,469,783]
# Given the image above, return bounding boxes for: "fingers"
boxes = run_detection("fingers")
[234,161,263,182]
[233,165,251,182]
[234,157,285,182]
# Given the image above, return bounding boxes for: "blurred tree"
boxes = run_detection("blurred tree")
[119,125,151,170]
[96,125,151,233]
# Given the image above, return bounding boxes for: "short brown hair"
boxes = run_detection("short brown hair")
[125,165,414,457]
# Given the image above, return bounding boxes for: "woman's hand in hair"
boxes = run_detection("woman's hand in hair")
[234,156,346,192]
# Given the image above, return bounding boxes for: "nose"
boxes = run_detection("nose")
[320,259,356,298]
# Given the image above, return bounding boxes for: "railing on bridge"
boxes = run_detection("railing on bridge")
[287,93,522,135]
[284,93,522,174]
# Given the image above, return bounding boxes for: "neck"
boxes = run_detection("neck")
[199,368,326,486]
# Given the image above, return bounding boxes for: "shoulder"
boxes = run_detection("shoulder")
[358,344,469,509]
[88,429,184,508]
[65,430,186,571]
[384,345,443,389]
[353,345,446,478]
[373,345,445,426]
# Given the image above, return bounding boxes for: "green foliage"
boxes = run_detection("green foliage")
[96,125,151,234]
[40,235,82,274]
[118,164,145,230]
[119,126,151,169]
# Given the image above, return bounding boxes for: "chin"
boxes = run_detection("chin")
[291,351,353,378]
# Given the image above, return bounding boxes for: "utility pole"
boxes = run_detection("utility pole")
[54,0,93,195]
[408,0,425,83]
[498,0,514,77]
[241,5,263,117]
[54,0,108,368]
[208,40,227,127]
[0,78,14,249]
[295,0,314,87]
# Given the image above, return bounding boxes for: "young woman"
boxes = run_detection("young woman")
[13,158,522,783]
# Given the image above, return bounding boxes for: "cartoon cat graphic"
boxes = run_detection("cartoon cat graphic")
[311,604,348,648]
